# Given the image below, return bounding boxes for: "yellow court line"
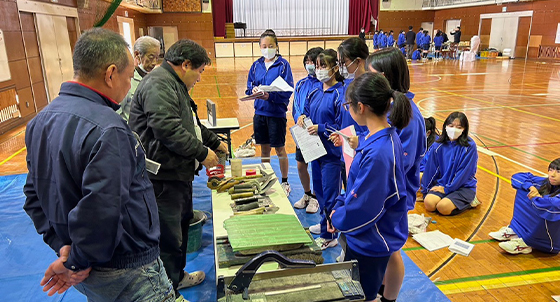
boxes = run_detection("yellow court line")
[0,147,27,166]
[477,165,511,184]
[438,271,560,295]
[433,89,560,123]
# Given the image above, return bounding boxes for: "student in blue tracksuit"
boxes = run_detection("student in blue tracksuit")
[292,47,323,213]
[416,27,424,49]
[246,29,294,196]
[421,30,431,58]
[489,159,560,255]
[299,49,344,249]
[421,111,478,216]
[418,116,440,203]
[366,47,426,302]
[328,72,411,302]
[379,30,387,49]
[387,30,395,48]
[434,31,444,59]
[373,30,379,50]
[400,47,406,56]
[397,30,406,48]
[412,49,421,60]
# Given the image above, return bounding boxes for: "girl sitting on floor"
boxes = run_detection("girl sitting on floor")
[489,158,560,254]
[421,112,479,215]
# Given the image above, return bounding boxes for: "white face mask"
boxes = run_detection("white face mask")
[446,126,463,140]
[261,48,277,60]
[138,63,148,74]
[341,59,357,80]
[316,67,334,83]
[305,64,316,75]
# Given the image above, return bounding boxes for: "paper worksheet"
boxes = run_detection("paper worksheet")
[258,76,294,92]
[289,118,327,163]
[552,295,560,302]
[412,230,454,252]
[340,125,356,177]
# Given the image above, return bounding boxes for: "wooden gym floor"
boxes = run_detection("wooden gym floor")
[1,57,559,301]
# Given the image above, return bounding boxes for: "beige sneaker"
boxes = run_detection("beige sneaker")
[470,197,481,208]
[294,194,310,209]
[309,223,321,235]
[315,237,338,250]
[177,271,205,290]
[499,238,532,255]
[305,198,319,214]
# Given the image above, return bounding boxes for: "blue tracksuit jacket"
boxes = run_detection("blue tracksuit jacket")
[304,82,345,160]
[510,172,560,254]
[332,127,408,257]
[412,50,422,60]
[293,75,320,123]
[246,55,294,118]
[434,36,444,47]
[394,92,427,210]
[398,33,406,47]
[380,34,388,48]
[373,33,379,48]
[387,34,395,47]
[422,35,431,48]
[416,32,423,47]
[421,138,478,195]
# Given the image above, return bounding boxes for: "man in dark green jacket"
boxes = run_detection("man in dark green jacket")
[129,39,228,301]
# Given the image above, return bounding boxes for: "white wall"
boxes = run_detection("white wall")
[380,0,423,11]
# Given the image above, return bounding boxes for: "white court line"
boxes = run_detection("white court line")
[430,103,560,113]
[231,122,253,134]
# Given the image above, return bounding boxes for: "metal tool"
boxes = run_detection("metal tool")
[326,125,351,141]
[230,178,277,200]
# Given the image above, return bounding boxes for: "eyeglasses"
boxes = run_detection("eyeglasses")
[342,101,352,111]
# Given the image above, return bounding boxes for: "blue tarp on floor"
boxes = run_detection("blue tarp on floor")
[0,154,449,301]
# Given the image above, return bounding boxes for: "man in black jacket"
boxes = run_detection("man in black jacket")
[24,28,174,301]
[405,26,416,60]
[450,26,462,44]
[129,39,228,300]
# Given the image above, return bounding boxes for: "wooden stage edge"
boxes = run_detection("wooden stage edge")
[215,35,360,43]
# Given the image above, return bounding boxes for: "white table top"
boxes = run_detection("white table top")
[202,118,240,130]
[212,163,302,278]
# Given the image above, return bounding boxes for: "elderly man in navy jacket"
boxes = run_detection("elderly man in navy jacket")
[23,28,174,301]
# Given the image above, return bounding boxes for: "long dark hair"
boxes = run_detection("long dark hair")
[338,37,368,65]
[424,116,439,147]
[366,48,410,93]
[346,73,411,129]
[436,112,470,147]
[317,49,344,83]
[538,158,560,197]
[303,47,323,66]
[259,29,279,56]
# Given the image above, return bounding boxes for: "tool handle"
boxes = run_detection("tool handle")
[235,202,260,211]
[231,192,254,200]
[234,196,259,205]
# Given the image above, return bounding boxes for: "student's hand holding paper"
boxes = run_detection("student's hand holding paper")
[297,115,306,127]
[252,87,269,100]
[307,124,319,135]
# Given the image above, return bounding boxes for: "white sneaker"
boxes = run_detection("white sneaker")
[309,223,321,234]
[471,197,481,208]
[499,238,532,255]
[336,249,345,262]
[315,237,338,250]
[177,271,205,290]
[281,182,291,197]
[305,197,319,214]
[489,226,519,241]
[294,194,310,209]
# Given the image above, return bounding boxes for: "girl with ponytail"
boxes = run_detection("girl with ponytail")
[328,72,410,302]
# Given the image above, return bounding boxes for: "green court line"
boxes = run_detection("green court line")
[403,239,494,252]
[434,266,560,285]
[214,76,221,97]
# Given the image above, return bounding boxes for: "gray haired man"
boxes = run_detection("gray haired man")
[118,35,161,121]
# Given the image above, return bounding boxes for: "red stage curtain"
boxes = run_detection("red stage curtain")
[225,0,233,23]
[348,0,372,35]
[212,0,226,37]
[370,0,379,31]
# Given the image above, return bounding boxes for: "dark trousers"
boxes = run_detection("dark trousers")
[151,179,194,292]
[406,44,414,60]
